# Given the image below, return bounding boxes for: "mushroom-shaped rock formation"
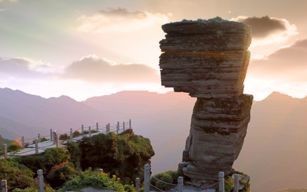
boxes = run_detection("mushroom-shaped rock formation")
[159,17,253,187]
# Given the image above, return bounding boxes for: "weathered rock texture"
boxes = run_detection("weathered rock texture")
[159,17,253,186]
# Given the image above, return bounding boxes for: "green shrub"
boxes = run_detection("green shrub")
[225,176,234,192]
[0,159,36,190]
[67,129,154,183]
[13,185,54,192]
[46,162,78,189]
[12,188,36,192]
[43,148,70,169]
[224,172,250,192]
[73,131,80,138]
[59,170,128,192]
[17,155,42,173]
[40,137,48,142]
[66,141,81,169]
[0,135,11,146]
[18,148,71,174]
[59,134,69,141]
[8,140,22,152]
[151,170,178,190]
[17,148,76,189]
[124,184,137,192]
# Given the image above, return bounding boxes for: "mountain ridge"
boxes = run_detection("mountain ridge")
[2,87,305,102]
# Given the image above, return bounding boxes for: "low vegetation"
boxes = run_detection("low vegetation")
[7,140,22,152]
[58,170,135,192]
[150,170,178,190]
[0,136,22,154]
[0,130,154,191]
[151,170,250,192]
[67,129,155,183]
[0,159,36,191]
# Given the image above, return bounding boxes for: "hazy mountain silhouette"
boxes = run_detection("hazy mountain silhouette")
[0,88,103,138]
[235,92,307,192]
[0,88,306,192]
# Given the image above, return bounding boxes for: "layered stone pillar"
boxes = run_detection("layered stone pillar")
[159,17,253,186]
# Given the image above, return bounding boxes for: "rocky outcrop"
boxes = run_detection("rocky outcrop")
[159,17,253,187]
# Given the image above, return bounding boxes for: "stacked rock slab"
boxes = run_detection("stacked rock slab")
[159,18,253,186]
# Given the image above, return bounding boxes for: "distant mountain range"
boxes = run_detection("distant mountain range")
[0,87,306,192]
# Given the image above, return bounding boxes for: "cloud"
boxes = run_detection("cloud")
[250,39,307,78]
[245,39,307,99]
[0,57,59,81]
[0,55,160,85]
[236,16,293,38]
[63,55,159,83]
[0,55,163,101]
[233,16,297,46]
[76,8,170,33]
[99,8,146,18]
[0,57,49,78]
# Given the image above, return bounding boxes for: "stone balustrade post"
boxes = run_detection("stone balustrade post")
[1,179,7,192]
[129,119,132,129]
[81,124,84,135]
[144,163,151,192]
[177,176,183,192]
[116,121,120,134]
[53,131,56,145]
[53,132,59,148]
[21,136,25,148]
[96,122,99,131]
[105,124,109,133]
[219,171,225,192]
[108,123,111,133]
[3,144,7,159]
[135,177,140,192]
[234,174,240,192]
[37,169,45,192]
[70,128,73,141]
[35,140,39,154]
[50,129,53,141]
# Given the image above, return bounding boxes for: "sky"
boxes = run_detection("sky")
[0,0,307,101]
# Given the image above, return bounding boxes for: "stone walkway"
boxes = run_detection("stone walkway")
[6,127,126,157]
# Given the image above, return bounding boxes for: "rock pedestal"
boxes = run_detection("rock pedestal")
[159,17,253,187]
